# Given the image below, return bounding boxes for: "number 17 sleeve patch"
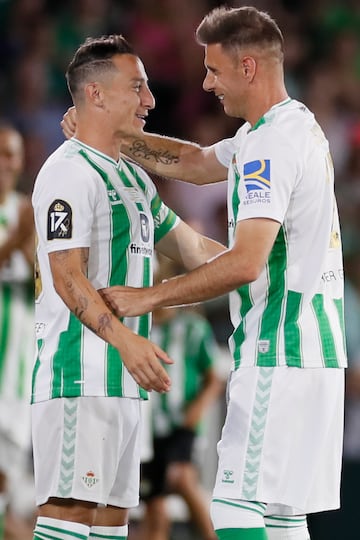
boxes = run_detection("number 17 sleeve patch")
[47,199,73,240]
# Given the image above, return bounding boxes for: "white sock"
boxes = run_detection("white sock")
[33,516,90,539]
[89,524,128,538]
[211,498,266,529]
[265,515,310,540]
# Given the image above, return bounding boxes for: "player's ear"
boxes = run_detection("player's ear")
[85,82,105,108]
[242,56,256,82]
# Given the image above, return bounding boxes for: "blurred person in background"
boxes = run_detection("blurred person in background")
[0,123,35,539]
[131,252,222,540]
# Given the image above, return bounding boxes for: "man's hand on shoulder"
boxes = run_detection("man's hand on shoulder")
[61,106,77,139]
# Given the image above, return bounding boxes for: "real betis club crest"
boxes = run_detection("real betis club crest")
[82,470,99,488]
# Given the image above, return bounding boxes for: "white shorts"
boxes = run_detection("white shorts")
[31,396,141,508]
[213,366,344,514]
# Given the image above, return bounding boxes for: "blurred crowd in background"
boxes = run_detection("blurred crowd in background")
[0,0,358,229]
[0,0,360,538]
[1,0,360,247]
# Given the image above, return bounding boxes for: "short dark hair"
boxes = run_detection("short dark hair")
[196,6,284,59]
[66,35,134,100]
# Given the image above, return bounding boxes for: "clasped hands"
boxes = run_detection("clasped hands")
[99,285,153,318]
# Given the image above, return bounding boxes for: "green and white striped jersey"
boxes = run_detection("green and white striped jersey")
[32,138,179,403]
[0,192,34,447]
[150,311,218,436]
[214,99,347,369]
[0,192,34,399]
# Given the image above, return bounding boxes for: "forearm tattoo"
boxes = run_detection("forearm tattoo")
[129,140,180,165]
[53,249,113,338]
[97,313,113,335]
[75,299,113,337]
[74,295,89,321]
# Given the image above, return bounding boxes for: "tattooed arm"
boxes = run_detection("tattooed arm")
[48,247,172,392]
[121,134,227,185]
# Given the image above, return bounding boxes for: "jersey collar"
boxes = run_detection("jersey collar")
[249,97,292,133]
[71,138,122,168]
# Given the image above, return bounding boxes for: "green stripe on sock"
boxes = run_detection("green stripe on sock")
[266,524,303,529]
[89,535,127,539]
[270,517,304,522]
[266,515,306,524]
[216,528,267,540]
[34,533,59,540]
[35,523,88,540]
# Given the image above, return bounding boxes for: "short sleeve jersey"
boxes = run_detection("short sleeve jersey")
[32,139,179,403]
[214,99,347,369]
[150,311,218,436]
